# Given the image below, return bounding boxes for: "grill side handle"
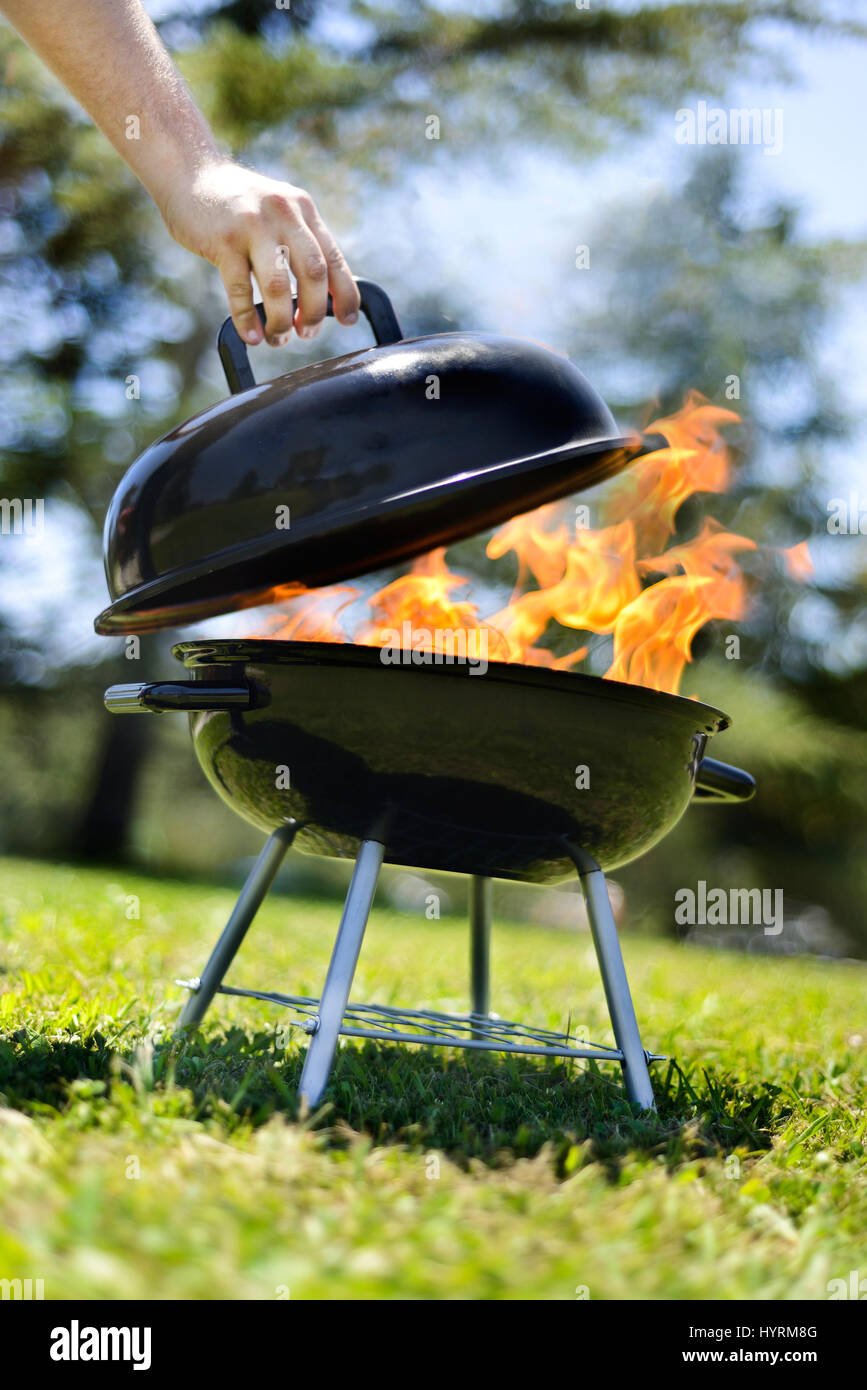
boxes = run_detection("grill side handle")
[104,682,256,714]
[693,757,756,803]
[217,277,404,394]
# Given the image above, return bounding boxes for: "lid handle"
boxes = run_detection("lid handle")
[217,277,404,394]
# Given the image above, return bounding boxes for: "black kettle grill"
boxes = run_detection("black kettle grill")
[100,279,755,1114]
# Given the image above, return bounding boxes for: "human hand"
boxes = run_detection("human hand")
[161,160,360,346]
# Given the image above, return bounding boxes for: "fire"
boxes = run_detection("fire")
[608,520,756,691]
[355,551,502,654]
[602,391,739,554]
[780,540,814,583]
[255,392,811,695]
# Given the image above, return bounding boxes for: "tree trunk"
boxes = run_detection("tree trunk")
[71,703,151,862]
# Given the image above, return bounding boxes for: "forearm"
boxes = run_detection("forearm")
[1,0,360,339]
[0,0,221,213]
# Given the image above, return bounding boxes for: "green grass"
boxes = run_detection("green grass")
[0,855,864,1300]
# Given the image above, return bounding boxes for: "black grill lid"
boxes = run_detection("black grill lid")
[95,279,637,635]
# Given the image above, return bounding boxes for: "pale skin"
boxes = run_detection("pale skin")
[0,0,361,344]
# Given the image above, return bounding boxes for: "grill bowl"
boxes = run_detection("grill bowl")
[173,639,729,883]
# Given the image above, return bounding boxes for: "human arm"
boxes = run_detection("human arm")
[0,0,360,343]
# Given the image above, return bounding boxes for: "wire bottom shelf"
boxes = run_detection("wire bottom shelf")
[205,982,640,1061]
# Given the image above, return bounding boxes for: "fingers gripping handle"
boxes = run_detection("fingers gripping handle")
[217,277,404,394]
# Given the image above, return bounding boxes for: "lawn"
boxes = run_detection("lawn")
[0,854,864,1301]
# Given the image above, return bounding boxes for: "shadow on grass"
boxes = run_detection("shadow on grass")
[0,1031,113,1109]
[0,1022,788,1173]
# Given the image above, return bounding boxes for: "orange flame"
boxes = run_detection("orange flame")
[603,391,739,553]
[255,392,811,695]
[608,520,756,692]
[780,540,813,582]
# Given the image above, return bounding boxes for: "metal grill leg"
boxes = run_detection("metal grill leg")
[470,875,492,1018]
[298,838,384,1107]
[176,823,297,1032]
[568,846,656,1111]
